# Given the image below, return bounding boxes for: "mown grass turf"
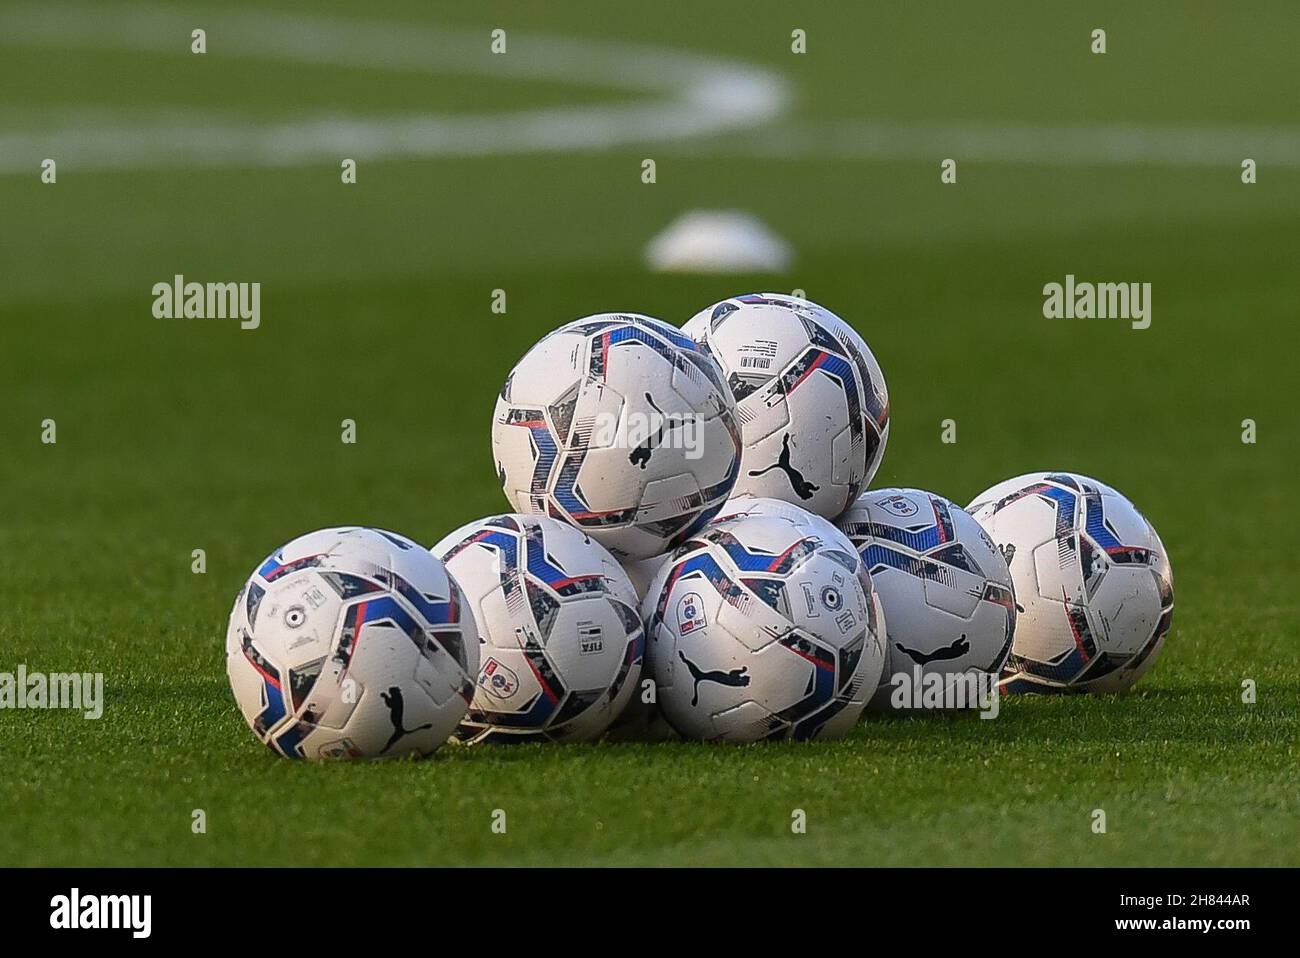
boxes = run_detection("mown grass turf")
[1,0,1298,866]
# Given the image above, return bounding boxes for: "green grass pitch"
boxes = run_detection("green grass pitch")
[1,0,1297,866]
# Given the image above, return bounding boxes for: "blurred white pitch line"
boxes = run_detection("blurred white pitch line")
[0,1,789,172]
[663,118,1300,169]
[3,3,1295,173]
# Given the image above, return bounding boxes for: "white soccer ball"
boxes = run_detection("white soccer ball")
[838,489,1016,710]
[967,472,1174,695]
[620,553,672,604]
[432,514,645,742]
[622,495,853,601]
[603,554,678,740]
[714,494,860,556]
[682,293,889,520]
[225,527,478,760]
[712,495,898,711]
[642,512,887,741]
[493,314,742,560]
[612,498,858,741]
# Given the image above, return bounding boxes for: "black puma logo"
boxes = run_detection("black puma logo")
[748,433,819,500]
[678,651,750,706]
[379,686,433,754]
[629,393,687,469]
[894,634,970,666]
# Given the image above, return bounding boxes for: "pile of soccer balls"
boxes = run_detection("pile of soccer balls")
[226,294,1174,759]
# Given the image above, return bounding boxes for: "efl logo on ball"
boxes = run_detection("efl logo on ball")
[677,593,707,634]
[480,657,519,699]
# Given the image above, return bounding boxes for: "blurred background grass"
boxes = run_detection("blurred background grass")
[1,0,1296,865]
